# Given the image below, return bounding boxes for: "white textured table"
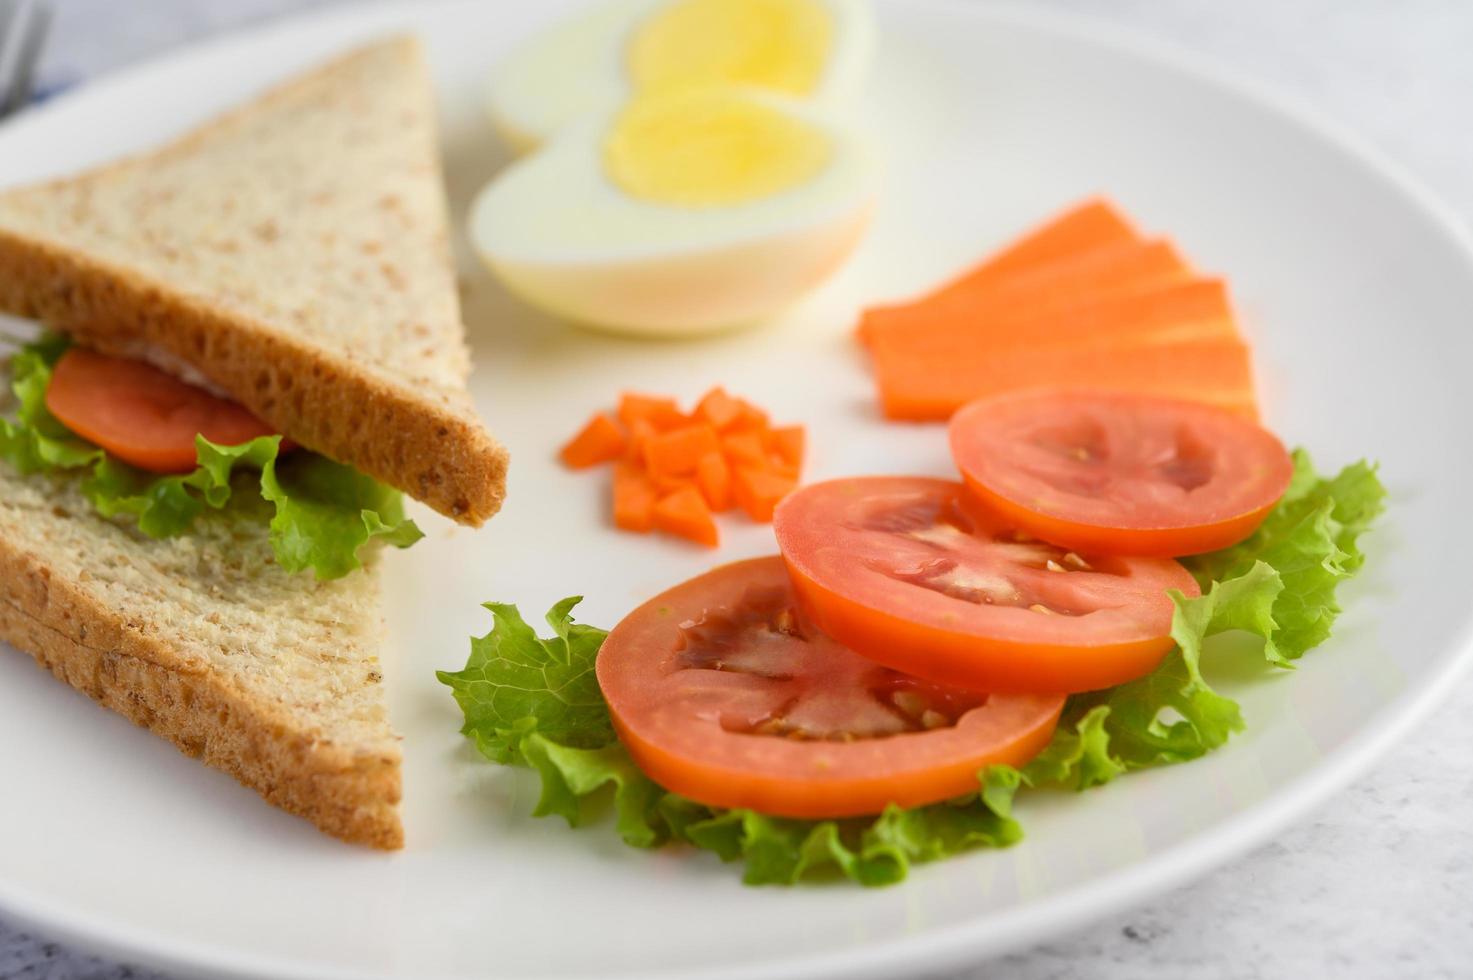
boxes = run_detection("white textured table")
[2,1,1470,978]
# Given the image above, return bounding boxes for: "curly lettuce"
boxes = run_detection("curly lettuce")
[0,336,421,579]
[439,455,1385,886]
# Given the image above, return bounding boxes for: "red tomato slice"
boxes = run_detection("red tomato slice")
[45,347,286,474]
[773,477,1199,693]
[950,389,1293,557]
[596,557,1064,819]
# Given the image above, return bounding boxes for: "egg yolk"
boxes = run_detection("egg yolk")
[628,0,833,97]
[605,88,832,207]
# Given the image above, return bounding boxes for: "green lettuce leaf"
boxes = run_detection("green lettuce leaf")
[441,455,1385,886]
[0,335,421,579]
[438,597,1024,886]
[1017,454,1386,785]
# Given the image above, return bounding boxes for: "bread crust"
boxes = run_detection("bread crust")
[0,522,404,850]
[0,36,508,526]
[0,229,507,527]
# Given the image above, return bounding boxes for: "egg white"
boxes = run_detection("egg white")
[468,91,879,335]
[486,0,876,152]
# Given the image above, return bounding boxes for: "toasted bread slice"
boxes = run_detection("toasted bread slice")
[0,37,507,526]
[0,463,403,848]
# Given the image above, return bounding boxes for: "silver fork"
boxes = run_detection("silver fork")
[0,0,52,120]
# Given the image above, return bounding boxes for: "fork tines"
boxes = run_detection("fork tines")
[0,0,53,118]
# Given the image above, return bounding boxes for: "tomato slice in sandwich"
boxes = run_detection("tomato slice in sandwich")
[773,477,1198,693]
[949,389,1293,557]
[45,347,286,473]
[596,556,1063,819]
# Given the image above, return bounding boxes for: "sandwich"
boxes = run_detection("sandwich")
[0,37,508,848]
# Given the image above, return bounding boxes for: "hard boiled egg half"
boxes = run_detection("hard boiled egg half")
[487,0,875,151]
[468,86,878,335]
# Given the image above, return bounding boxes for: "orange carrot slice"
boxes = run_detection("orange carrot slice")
[560,412,627,469]
[923,198,1139,305]
[653,485,719,547]
[859,238,1191,347]
[867,278,1238,360]
[645,424,721,478]
[696,451,732,511]
[613,462,658,532]
[733,467,798,522]
[875,338,1258,421]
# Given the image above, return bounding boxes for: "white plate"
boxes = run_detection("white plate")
[1,2,1471,978]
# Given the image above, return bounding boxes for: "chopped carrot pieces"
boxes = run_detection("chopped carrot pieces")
[626,417,659,462]
[651,471,698,495]
[695,386,744,431]
[612,462,658,532]
[653,486,719,547]
[559,412,626,469]
[618,392,687,431]
[731,399,770,431]
[567,388,804,542]
[695,451,732,511]
[733,467,798,523]
[721,430,767,469]
[765,425,805,471]
[645,424,721,478]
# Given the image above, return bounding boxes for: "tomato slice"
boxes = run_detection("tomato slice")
[773,477,1199,693]
[596,557,1064,819]
[45,347,286,474]
[949,389,1293,557]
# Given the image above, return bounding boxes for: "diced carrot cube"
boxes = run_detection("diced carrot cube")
[653,485,719,547]
[731,399,770,431]
[559,412,626,469]
[764,425,805,471]
[651,471,697,495]
[618,392,687,431]
[722,430,767,469]
[644,424,721,478]
[732,466,797,523]
[695,386,744,431]
[612,462,657,532]
[695,451,731,511]
[625,417,657,463]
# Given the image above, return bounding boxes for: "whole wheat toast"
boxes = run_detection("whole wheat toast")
[0,465,403,848]
[0,36,507,526]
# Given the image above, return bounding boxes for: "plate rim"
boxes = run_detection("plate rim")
[1,1,1470,978]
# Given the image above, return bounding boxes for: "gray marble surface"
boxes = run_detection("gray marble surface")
[2,1,1471,978]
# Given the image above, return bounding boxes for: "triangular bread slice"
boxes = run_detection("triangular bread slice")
[0,464,402,847]
[0,36,507,525]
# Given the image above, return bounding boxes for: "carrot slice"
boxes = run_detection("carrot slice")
[645,424,721,478]
[874,338,1258,421]
[924,198,1139,305]
[696,451,732,511]
[695,387,744,431]
[733,466,798,523]
[653,485,719,547]
[560,411,627,469]
[765,425,805,472]
[613,462,659,532]
[859,238,1192,347]
[867,279,1238,360]
[618,392,687,431]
